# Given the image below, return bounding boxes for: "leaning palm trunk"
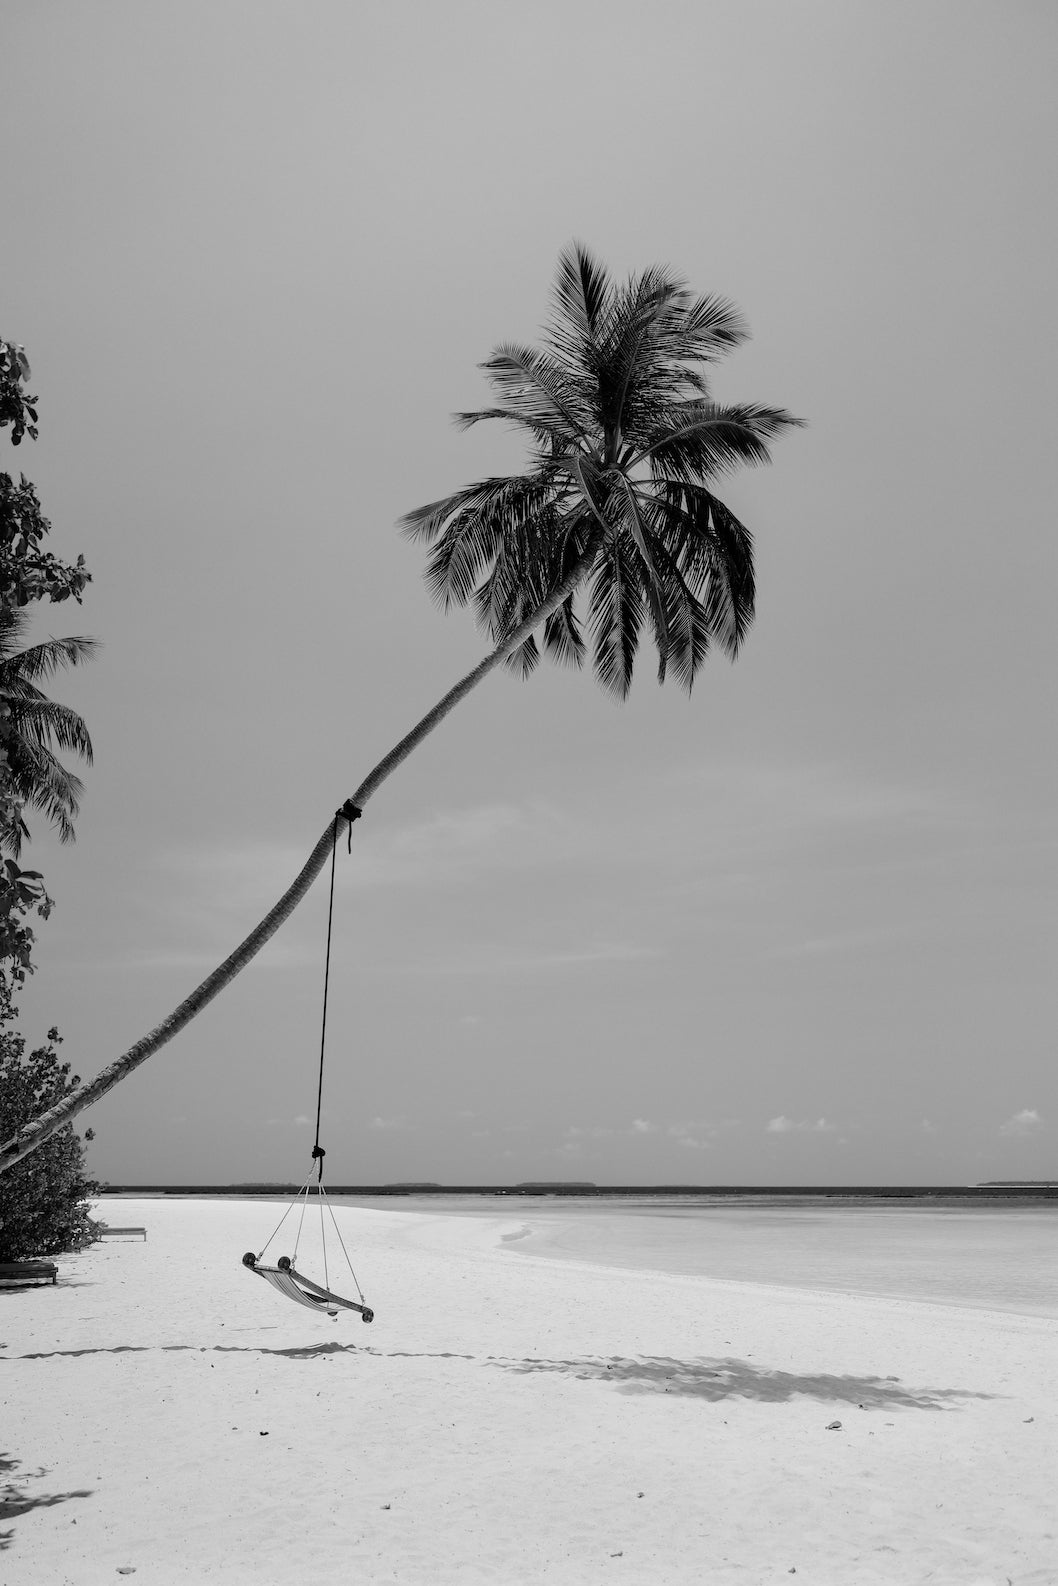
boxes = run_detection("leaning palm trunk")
[0,536,604,1172]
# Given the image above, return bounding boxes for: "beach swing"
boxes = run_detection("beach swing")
[242,1162,373,1322]
[243,804,374,1325]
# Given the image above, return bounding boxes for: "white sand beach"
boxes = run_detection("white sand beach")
[3,1195,1056,1585]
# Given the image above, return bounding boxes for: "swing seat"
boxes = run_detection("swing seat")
[242,1252,374,1322]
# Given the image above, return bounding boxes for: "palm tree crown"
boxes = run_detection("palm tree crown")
[0,606,96,852]
[402,242,802,697]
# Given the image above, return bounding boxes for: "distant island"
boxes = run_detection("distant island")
[514,1181,597,1189]
[978,1181,1058,1188]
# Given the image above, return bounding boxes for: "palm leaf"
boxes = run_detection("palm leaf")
[3,697,94,762]
[657,482,756,656]
[545,241,614,373]
[0,605,96,849]
[616,476,669,675]
[541,593,585,670]
[0,633,98,683]
[453,406,573,451]
[596,266,685,443]
[419,476,560,611]
[479,344,595,447]
[587,536,643,698]
[647,537,713,690]
[550,241,612,341]
[2,738,84,844]
[639,402,802,481]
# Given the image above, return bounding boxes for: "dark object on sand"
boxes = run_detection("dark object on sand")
[0,1259,57,1283]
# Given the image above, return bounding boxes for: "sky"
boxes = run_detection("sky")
[3,0,1055,1187]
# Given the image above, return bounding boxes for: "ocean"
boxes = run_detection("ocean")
[331,1193,1058,1319]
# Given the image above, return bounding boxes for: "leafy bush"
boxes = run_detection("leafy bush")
[0,1025,100,1261]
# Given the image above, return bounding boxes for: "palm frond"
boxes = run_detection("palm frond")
[615,476,669,675]
[418,476,559,611]
[596,266,686,443]
[2,738,85,844]
[647,537,713,691]
[4,697,94,762]
[587,536,644,699]
[480,343,595,447]
[452,406,575,453]
[535,520,595,670]
[654,290,749,362]
[657,483,756,656]
[0,633,98,683]
[550,241,612,341]
[469,552,548,678]
[546,241,614,372]
[399,483,489,544]
[0,607,96,847]
[603,283,755,452]
[639,403,803,481]
[541,594,585,670]
[472,506,580,638]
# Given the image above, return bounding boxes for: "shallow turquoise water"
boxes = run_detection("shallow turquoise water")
[334,1194,1058,1318]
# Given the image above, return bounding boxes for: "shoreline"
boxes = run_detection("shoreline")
[99,1186,1058,1319]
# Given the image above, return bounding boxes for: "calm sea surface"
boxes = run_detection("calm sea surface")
[333,1194,1058,1319]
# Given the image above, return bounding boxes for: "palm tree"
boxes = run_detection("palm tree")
[0,607,96,855]
[0,243,801,1173]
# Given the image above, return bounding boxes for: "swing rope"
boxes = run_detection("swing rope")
[311,813,340,1181]
[311,801,362,1183]
[255,1160,318,1261]
[249,801,368,1312]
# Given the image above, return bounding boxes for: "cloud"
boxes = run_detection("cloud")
[368,1115,413,1132]
[691,760,962,827]
[338,800,626,894]
[771,924,931,961]
[766,1116,834,1134]
[999,1108,1043,1137]
[395,941,661,977]
[663,1122,720,1148]
[570,1119,712,1141]
[919,1119,939,1135]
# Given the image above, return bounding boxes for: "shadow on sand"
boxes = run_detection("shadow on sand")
[488,1353,996,1410]
[6,1342,475,1362]
[0,1277,97,1290]
[4,1343,996,1410]
[0,1454,93,1552]
[7,1341,373,1361]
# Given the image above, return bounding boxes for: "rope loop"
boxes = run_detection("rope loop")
[339,800,362,853]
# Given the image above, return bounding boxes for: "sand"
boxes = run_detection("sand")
[2,1195,1056,1585]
